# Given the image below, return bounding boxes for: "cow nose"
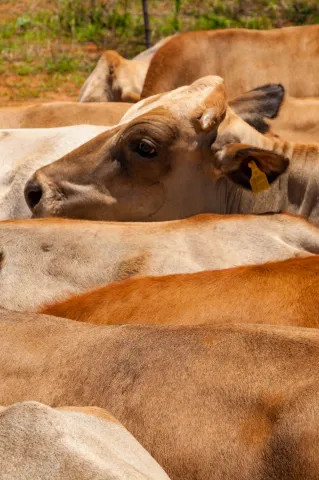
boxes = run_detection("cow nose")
[24,180,43,210]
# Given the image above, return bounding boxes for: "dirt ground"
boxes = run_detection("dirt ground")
[0,1,111,106]
[0,43,103,107]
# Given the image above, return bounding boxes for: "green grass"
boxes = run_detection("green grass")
[0,0,318,104]
[45,56,80,74]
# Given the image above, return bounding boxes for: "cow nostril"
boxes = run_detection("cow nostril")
[24,181,43,210]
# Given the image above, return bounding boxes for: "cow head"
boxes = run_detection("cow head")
[25,77,288,221]
[26,76,228,220]
[79,50,148,103]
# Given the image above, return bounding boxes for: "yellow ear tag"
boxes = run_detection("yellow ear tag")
[248,160,270,195]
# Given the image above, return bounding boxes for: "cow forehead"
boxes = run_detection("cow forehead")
[120,75,225,124]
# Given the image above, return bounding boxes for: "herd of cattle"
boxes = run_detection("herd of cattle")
[1,23,319,479]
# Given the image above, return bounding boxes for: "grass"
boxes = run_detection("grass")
[0,0,318,105]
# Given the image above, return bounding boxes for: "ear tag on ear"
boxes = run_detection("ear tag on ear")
[248,160,270,194]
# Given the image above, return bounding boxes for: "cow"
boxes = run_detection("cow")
[230,89,319,143]
[1,312,319,480]
[0,82,283,131]
[266,96,319,143]
[0,101,130,128]
[79,36,174,103]
[0,213,318,311]
[7,96,313,140]
[41,255,319,329]
[25,76,319,226]
[0,125,108,219]
[141,25,319,99]
[8,93,313,141]
[133,35,176,62]
[0,401,170,479]
[1,80,283,220]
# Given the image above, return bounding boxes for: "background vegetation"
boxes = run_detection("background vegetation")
[0,0,318,105]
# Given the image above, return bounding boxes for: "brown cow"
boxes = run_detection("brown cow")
[0,102,130,128]
[40,255,319,329]
[24,76,319,225]
[230,88,319,143]
[141,25,319,99]
[0,83,282,131]
[266,96,319,143]
[1,312,319,479]
[2,81,283,220]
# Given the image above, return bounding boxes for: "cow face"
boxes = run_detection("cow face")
[25,76,227,221]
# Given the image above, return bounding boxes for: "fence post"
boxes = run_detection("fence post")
[173,0,181,31]
[141,0,151,48]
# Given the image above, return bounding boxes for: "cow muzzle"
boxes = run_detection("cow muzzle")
[24,174,66,217]
[24,180,43,211]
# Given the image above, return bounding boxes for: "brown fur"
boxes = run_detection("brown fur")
[103,50,123,70]
[0,102,130,128]
[79,50,149,103]
[40,256,319,328]
[266,96,319,143]
[142,26,319,99]
[57,406,119,423]
[1,313,319,479]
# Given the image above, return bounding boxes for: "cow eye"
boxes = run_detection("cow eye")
[135,140,157,159]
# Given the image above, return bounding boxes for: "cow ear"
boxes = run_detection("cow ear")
[213,143,289,190]
[194,78,227,132]
[229,84,285,134]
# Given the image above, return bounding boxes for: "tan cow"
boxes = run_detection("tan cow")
[25,76,319,225]
[41,255,319,329]
[1,312,319,479]
[1,82,282,220]
[79,36,174,103]
[0,402,170,479]
[0,101,130,128]
[266,96,319,143]
[141,25,319,99]
[0,213,318,311]
[230,88,319,143]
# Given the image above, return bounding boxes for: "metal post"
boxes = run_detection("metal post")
[141,0,151,48]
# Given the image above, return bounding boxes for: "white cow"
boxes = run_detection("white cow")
[0,401,170,479]
[0,125,107,219]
